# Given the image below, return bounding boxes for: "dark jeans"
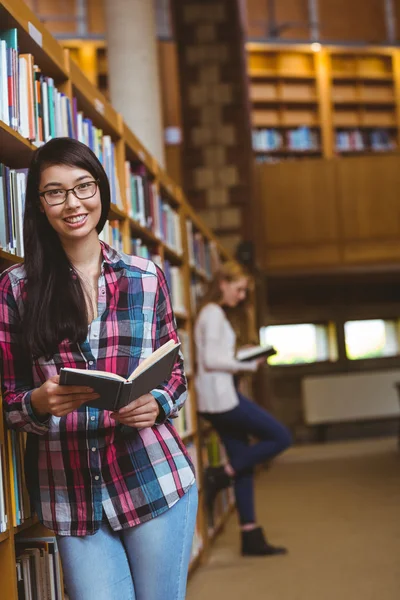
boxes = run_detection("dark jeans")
[201,393,292,525]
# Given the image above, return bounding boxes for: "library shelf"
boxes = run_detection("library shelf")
[0,251,23,266]
[13,516,39,535]
[163,245,184,265]
[0,530,10,544]
[0,122,35,168]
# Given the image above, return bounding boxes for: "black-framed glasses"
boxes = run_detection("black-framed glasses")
[39,180,99,206]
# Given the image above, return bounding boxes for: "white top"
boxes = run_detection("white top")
[194,303,258,413]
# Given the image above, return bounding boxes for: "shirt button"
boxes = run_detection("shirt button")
[89,361,94,366]
[94,475,100,481]
[90,416,95,422]
[91,447,96,452]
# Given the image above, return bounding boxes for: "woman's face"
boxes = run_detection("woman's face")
[220,276,248,308]
[39,164,102,245]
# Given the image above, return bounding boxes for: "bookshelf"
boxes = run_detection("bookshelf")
[0,0,240,596]
[247,43,400,162]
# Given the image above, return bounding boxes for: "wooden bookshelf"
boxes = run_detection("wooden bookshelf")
[0,0,244,595]
[247,43,400,160]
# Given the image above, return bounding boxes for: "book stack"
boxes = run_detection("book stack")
[336,129,365,152]
[7,431,32,527]
[252,126,320,152]
[252,128,284,151]
[164,261,186,315]
[175,392,193,438]
[190,276,206,314]
[0,163,27,257]
[160,203,182,255]
[0,441,8,533]
[99,219,123,252]
[74,114,122,209]
[178,329,193,376]
[130,238,162,267]
[0,28,74,144]
[286,127,319,151]
[369,128,395,151]
[185,441,199,482]
[16,535,63,600]
[125,162,157,231]
[186,223,216,278]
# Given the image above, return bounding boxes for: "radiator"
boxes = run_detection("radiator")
[302,369,400,425]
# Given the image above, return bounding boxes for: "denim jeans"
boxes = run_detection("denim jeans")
[57,483,198,600]
[201,394,291,524]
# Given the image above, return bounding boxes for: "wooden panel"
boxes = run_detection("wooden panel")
[336,155,400,240]
[319,0,387,43]
[343,240,400,264]
[266,244,341,271]
[246,0,310,40]
[257,159,338,247]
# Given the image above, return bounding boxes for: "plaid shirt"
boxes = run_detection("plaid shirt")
[0,243,195,536]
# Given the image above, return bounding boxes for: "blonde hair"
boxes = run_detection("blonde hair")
[199,261,257,347]
[199,261,248,310]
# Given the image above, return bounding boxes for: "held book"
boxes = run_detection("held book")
[236,345,277,362]
[59,339,180,411]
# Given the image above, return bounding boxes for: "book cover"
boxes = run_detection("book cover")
[236,345,277,362]
[60,341,180,412]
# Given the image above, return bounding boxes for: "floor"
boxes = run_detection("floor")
[187,438,400,600]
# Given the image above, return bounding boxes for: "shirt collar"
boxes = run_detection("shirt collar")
[100,241,124,267]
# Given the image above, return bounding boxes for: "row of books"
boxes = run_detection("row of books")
[164,261,186,315]
[190,277,207,314]
[0,163,27,257]
[7,430,32,527]
[178,329,193,377]
[175,392,193,438]
[335,128,396,151]
[252,126,320,151]
[16,535,63,600]
[0,27,123,209]
[0,441,7,533]
[130,238,162,267]
[125,164,183,254]
[186,221,218,278]
[99,219,124,253]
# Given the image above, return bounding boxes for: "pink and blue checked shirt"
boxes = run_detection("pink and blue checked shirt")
[0,243,195,536]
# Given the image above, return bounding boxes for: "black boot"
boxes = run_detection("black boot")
[204,466,232,518]
[241,527,287,557]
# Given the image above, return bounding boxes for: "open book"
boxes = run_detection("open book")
[59,340,180,411]
[236,345,277,362]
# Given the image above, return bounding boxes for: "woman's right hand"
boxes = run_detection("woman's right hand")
[31,375,100,418]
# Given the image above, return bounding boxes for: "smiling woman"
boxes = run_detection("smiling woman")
[0,137,197,600]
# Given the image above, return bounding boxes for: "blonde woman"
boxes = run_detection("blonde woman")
[194,262,291,557]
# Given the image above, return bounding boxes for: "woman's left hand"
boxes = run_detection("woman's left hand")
[111,393,160,428]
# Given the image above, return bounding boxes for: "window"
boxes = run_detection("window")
[260,323,337,366]
[344,319,399,360]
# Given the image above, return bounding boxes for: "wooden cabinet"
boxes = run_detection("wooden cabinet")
[254,154,400,273]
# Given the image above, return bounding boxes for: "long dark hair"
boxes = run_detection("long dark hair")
[23,137,110,359]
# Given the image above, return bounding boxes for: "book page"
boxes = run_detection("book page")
[61,367,126,382]
[127,340,178,381]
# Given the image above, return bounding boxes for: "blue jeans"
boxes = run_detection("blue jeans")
[201,394,291,525]
[57,483,198,600]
